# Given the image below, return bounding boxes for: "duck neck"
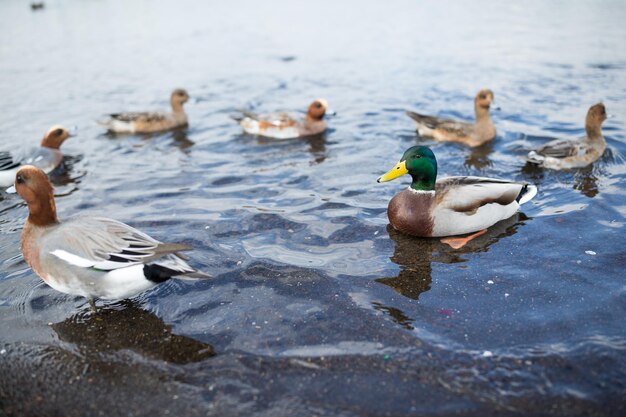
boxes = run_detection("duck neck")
[40,136,62,149]
[171,100,185,114]
[475,105,491,123]
[26,196,58,227]
[409,172,436,192]
[585,121,603,141]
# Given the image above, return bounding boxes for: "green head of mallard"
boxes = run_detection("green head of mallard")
[377,146,438,191]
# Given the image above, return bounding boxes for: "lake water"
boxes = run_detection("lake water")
[0,0,625,415]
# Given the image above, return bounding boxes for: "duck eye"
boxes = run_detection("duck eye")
[316,103,322,108]
[54,129,63,136]
[414,155,422,159]
[479,94,486,99]
[16,174,24,184]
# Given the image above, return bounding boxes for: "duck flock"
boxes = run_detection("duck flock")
[0,88,609,308]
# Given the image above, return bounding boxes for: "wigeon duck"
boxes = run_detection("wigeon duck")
[527,103,608,169]
[98,89,190,133]
[9,166,208,306]
[0,125,74,187]
[377,146,537,248]
[406,89,497,147]
[235,99,333,139]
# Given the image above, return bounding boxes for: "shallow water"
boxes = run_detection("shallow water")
[1,0,625,415]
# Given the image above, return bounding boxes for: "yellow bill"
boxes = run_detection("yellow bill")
[377,160,408,183]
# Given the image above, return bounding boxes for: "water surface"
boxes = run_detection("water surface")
[1,0,625,415]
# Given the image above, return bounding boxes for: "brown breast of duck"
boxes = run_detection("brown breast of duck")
[387,189,435,237]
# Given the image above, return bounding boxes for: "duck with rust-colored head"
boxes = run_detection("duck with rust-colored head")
[378,146,537,248]
[406,89,496,147]
[10,166,209,307]
[234,99,334,139]
[98,89,190,134]
[527,103,608,169]
[0,125,74,187]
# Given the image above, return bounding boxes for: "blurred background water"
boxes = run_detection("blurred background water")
[0,0,625,415]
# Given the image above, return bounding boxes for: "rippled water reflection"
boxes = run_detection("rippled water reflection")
[1,0,625,415]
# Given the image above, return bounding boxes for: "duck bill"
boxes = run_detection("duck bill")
[67,126,78,136]
[377,160,408,183]
[5,185,16,193]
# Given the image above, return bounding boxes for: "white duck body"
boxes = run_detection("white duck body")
[24,216,204,300]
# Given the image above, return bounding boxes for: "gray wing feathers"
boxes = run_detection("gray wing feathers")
[528,138,581,163]
[0,151,20,170]
[46,217,194,273]
[406,111,471,136]
[100,112,168,123]
[406,111,442,129]
[436,176,524,213]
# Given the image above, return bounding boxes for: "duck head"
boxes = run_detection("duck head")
[474,89,494,118]
[13,165,58,226]
[586,102,607,129]
[40,125,74,149]
[307,99,333,121]
[377,146,438,191]
[584,103,608,138]
[171,89,190,110]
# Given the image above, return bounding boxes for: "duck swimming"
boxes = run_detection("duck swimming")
[0,125,74,187]
[527,103,608,169]
[406,89,496,147]
[377,146,537,248]
[98,89,190,134]
[235,99,333,139]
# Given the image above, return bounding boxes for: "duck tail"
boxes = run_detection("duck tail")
[230,110,258,123]
[406,110,426,123]
[143,263,212,283]
[405,111,438,129]
[526,150,545,165]
[516,183,538,205]
[229,113,244,122]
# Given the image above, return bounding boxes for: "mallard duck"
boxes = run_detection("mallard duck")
[527,103,608,169]
[377,146,537,248]
[98,89,189,133]
[234,99,333,139]
[0,125,74,187]
[7,165,209,308]
[406,89,496,147]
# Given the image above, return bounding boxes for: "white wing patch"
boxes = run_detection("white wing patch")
[50,249,95,267]
[50,247,149,271]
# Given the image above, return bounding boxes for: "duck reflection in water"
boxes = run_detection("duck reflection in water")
[170,127,195,153]
[52,300,215,364]
[377,213,528,302]
[102,126,195,153]
[251,131,328,165]
[522,161,599,198]
[304,132,327,165]
[463,141,494,170]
